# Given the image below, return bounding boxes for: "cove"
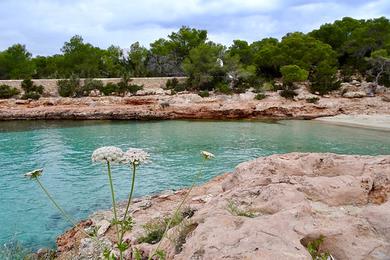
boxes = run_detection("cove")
[0,120,389,250]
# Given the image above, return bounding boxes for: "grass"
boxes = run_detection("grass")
[306,235,332,260]
[138,212,184,244]
[227,200,256,218]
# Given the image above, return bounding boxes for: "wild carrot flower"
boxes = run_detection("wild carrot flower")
[24,168,43,179]
[123,148,150,165]
[201,151,215,160]
[91,146,125,164]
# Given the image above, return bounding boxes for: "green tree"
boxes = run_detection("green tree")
[366,49,390,88]
[280,65,308,87]
[127,42,149,77]
[0,44,35,79]
[182,42,225,90]
[101,45,125,78]
[228,40,254,65]
[60,35,105,78]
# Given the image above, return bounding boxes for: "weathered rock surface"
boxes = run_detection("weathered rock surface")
[55,153,390,260]
[0,92,389,120]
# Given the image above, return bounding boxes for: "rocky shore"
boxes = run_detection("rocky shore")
[49,152,390,260]
[0,91,389,120]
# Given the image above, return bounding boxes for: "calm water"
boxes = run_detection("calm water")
[0,120,389,250]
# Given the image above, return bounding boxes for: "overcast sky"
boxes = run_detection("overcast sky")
[0,0,389,56]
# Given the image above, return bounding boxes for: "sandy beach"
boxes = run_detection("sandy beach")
[315,114,390,131]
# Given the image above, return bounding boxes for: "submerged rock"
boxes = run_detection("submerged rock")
[55,153,390,259]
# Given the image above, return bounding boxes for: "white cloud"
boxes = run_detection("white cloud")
[0,0,388,55]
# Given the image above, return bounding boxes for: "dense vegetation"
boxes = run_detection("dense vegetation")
[0,17,390,95]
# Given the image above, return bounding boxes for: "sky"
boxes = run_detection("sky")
[0,0,389,56]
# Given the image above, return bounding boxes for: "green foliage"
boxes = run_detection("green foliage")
[227,200,256,218]
[57,76,81,97]
[310,62,340,95]
[127,42,149,77]
[0,85,20,99]
[0,44,35,79]
[215,82,232,94]
[182,42,225,90]
[255,93,266,100]
[100,83,119,96]
[306,235,331,260]
[280,65,309,86]
[198,90,209,97]
[280,89,298,99]
[165,77,187,92]
[138,213,184,244]
[84,79,104,93]
[306,97,320,103]
[21,79,44,100]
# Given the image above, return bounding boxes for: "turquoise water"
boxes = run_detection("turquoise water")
[0,120,389,250]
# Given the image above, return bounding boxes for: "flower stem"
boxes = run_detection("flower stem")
[35,177,79,228]
[106,161,122,260]
[123,163,136,221]
[148,160,206,260]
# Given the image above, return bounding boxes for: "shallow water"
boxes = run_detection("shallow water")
[0,120,389,250]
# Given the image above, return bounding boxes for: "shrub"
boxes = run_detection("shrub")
[21,79,44,100]
[100,83,119,96]
[280,89,297,99]
[306,97,320,103]
[165,78,179,89]
[255,93,266,100]
[83,79,104,95]
[57,77,80,97]
[305,235,331,260]
[262,81,275,91]
[215,82,232,94]
[165,78,186,92]
[0,85,20,99]
[138,213,184,244]
[198,90,209,97]
[127,84,144,94]
[310,62,340,95]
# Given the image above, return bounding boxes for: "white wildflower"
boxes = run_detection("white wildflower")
[24,168,43,179]
[123,148,150,165]
[201,151,215,160]
[91,146,125,164]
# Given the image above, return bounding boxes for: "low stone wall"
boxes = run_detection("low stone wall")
[0,77,187,96]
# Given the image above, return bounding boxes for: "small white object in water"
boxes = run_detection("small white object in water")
[201,151,215,160]
[24,168,43,179]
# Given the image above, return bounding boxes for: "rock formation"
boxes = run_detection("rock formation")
[0,92,389,120]
[54,153,390,260]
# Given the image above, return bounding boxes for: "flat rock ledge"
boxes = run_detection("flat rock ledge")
[1,93,389,120]
[54,153,390,260]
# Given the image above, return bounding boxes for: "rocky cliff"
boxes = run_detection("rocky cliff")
[53,153,390,260]
[1,92,389,120]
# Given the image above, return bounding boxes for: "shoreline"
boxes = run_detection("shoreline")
[49,152,390,260]
[315,114,390,131]
[0,93,389,121]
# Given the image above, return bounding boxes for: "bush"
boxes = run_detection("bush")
[198,90,209,97]
[215,82,232,94]
[255,93,266,100]
[310,62,340,95]
[280,89,297,99]
[57,77,80,97]
[100,83,119,96]
[165,78,179,89]
[127,84,144,94]
[306,97,320,103]
[138,213,184,244]
[83,79,104,95]
[21,79,44,99]
[0,85,20,99]
[165,78,186,92]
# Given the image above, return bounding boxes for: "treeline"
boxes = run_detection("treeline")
[0,16,390,95]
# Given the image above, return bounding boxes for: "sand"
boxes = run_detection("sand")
[315,114,390,131]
